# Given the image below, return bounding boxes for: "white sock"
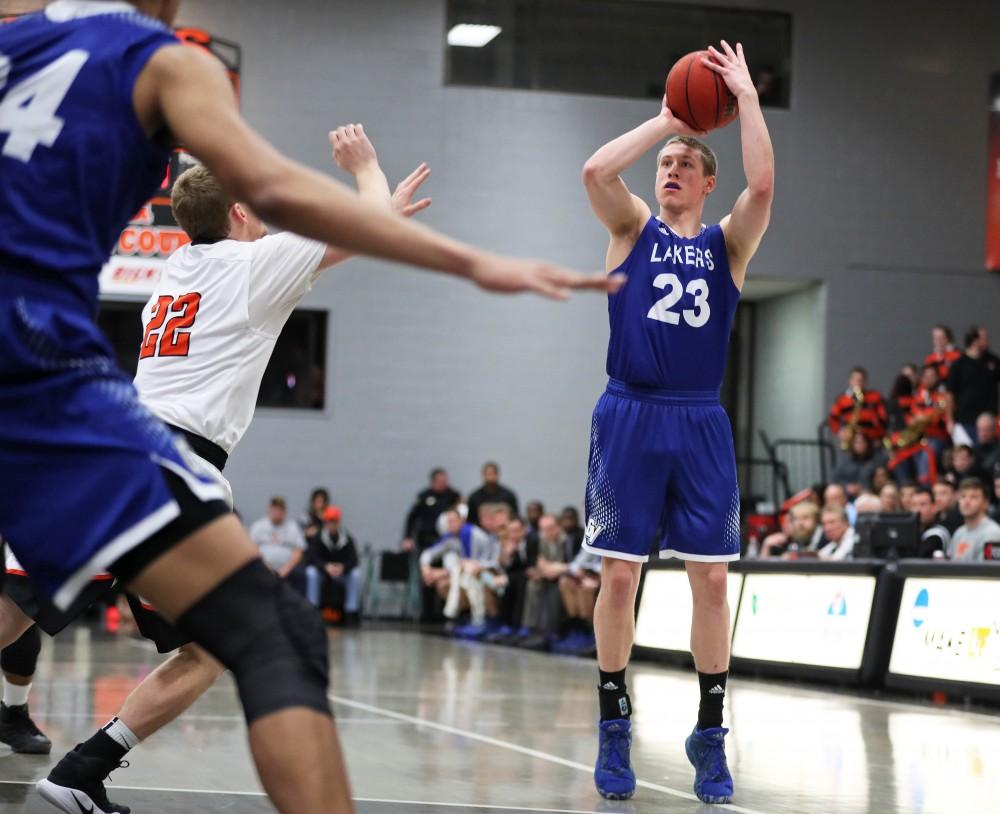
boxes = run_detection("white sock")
[3,679,30,707]
[102,716,140,751]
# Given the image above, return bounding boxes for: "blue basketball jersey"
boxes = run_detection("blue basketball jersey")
[0,2,178,307]
[606,217,740,391]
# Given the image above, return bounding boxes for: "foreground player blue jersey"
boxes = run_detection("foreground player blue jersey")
[606,217,740,391]
[0,2,177,306]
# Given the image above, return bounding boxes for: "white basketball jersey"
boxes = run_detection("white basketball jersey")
[134,232,326,452]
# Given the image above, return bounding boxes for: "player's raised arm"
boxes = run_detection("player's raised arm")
[582,95,704,256]
[138,46,617,301]
[707,41,775,289]
[318,124,432,270]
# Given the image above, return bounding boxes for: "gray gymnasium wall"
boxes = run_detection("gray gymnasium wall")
[174,0,1000,543]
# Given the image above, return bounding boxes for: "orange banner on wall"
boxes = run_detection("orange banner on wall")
[988,74,1000,271]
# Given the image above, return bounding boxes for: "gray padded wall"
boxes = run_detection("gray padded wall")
[174,0,1000,543]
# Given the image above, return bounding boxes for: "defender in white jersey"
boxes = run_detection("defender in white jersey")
[2,125,430,814]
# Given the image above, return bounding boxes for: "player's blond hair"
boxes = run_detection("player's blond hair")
[171,165,234,242]
[658,136,718,178]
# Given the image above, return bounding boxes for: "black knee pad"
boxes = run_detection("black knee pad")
[175,560,330,724]
[1,624,41,677]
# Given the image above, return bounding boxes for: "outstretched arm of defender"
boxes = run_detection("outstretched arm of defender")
[318,124,432,270]
[139,46,617,300]
[582,95,704,242]
[708,42,775,289]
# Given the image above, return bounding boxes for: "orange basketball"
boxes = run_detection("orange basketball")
[665,50,738,132]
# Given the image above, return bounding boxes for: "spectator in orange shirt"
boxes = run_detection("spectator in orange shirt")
[925,324,961,381]
[828,367,887,444]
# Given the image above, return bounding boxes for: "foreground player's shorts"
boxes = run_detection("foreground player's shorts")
[582,379,741,563]
[0,287,229,609]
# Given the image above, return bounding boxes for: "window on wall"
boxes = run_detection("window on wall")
[445,0,791,107]
[97,302,328,410]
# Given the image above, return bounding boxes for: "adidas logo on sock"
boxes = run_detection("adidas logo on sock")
[708,684,725,694]
[601,681,619,691]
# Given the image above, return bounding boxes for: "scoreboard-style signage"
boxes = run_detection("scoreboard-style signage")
[731,573,877,670]
[889,577,1000,688]
[98,28,242,298]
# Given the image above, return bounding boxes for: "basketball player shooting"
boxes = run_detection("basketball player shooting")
[0,3,620,814]
[580,41,773,804]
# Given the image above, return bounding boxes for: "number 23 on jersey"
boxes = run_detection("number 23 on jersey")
[140,293,202,359]
[646,273,710,328]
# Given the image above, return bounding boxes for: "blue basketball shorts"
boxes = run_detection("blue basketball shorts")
[0,288,229,609]
[582,379,741,563]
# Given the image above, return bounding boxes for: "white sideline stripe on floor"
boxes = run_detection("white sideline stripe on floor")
[328,693,771,814]
[0,782,610,812]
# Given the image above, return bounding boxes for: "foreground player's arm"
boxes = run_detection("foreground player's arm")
[318,124,432,271]
[139,46,616,300]
[710,41,775,290]
[582,96,704,267]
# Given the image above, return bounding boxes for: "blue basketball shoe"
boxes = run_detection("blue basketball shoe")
[594,718,636,800]
[684,725,733,804]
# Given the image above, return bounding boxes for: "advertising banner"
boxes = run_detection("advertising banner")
[731,573,876,669]
[634,570,743,652]
[889,577,1000,686]
[98,28,242,298]
[989,73,1000,271]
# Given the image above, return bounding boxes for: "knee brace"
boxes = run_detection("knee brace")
[1,624,41,678]
[175,560,330,724]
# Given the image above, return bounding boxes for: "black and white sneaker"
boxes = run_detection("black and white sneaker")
[36,745,130,814]
[0,702,52,754]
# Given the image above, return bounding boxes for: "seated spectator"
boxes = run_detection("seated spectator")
[946,479,1000,561]
[824,482,857,526]
[911,363,950,460]
[467,462,519,527]
[525,500,545,534]
[405,468,461,621]
[559,506,585,556]
[899,482,917,512]
[886,372,915,433]
[911,486,951,558]
[991,475,1000,524]
[248,496,307,578]
[403,467,461,552]
[516,514,570,650]
[484,516,537,641]
[419,507,498,627]
[551,548,603,656]
[879,483,902,513]
[759,502,822,558]
[813,506,856,561]
[472,504,514,634]
[854,493,882,516]
[871,465,894,494]
[830,432,882,498]
[975,412,1000,474]
[300,487,331,538]
[301,506,361,625]
[925,324,961,381]
[944,445,989,489]
[932,479,963,533]
[828,366,887,445]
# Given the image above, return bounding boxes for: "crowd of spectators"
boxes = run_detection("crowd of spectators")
[402,462,600,656]
[247,489,361,625]
[757,325,1000,564]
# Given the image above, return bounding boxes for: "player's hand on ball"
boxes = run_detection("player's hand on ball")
[470,254,625,300]
[702,41,756,100]
[392,163,432,218]
[329,123,379,174]
[659,94,707,137]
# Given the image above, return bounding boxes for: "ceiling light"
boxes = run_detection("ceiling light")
[447,24,502,48]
